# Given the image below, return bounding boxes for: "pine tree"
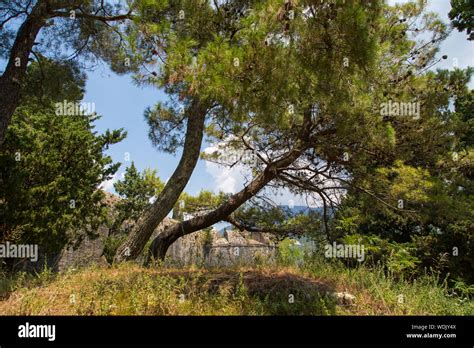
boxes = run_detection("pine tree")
[0,59,125,253]
[113,163,164,228]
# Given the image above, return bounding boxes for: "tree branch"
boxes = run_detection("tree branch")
[49,10,133,22]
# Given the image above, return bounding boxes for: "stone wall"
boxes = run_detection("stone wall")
[11,222,110,273]
[165,229,276,267]
[55,224,109,271]
[9,189,277,271]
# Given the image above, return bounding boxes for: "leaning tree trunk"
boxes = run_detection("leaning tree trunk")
[114,99,208,262]
[146,107,338,261]
[148,133,313,261]
[0,1,49,145]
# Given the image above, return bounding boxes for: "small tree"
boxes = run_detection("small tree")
[113,162,164,229]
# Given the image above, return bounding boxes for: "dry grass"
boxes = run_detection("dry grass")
[0,263,336,315]
[0,262,472,315]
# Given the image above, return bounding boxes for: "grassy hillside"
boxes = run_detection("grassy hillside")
[1,260,472,315]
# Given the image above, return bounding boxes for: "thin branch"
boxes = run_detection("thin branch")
[49,10,133,22]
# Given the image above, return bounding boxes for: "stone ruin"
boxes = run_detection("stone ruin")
[53,222,276,271]
[7,222,109,273]
[166,228,276,267]
[11,192,277,272]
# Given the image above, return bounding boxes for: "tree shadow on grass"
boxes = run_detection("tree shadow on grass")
[162,269,338,315]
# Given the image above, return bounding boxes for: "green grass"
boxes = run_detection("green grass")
[301,257,473,315]
[0,259,472,315]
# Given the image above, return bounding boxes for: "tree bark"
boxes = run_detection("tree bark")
[224,214,303,237]
[146,107,342,262]
[147,125,315,261]
[114,99,209,262]
[0,1,49,145]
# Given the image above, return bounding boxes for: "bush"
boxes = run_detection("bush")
[339,234,421,279]
[103,235,127,264]
[277,238,304,266]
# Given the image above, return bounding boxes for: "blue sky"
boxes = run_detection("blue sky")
[84,68,215,196]
[90,0,473,201]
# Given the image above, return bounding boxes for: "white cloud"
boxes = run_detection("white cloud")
[203,143,327,207]
[204,154,243,194]
[99,173,118,193]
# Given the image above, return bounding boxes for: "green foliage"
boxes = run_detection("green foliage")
[0,60,125,253]
[2,0,471,302]
[20,55,86,105]
[385,247,421,278]
[454,89,474,148]
[131,0,384,162]
[385,123,396,147]
[339,233,420,279]
[0,1,136,73]
[172,190,227,221]
[333,66,474,283]
[0,264,56,301]
[113,162,164,225]
[103,234,127,264]
[104,163,165,260]
[450,278,474,299]
[230,204,322,242]
[278,238,304,266]
[449,0,474,40]
[111,162,225,227]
